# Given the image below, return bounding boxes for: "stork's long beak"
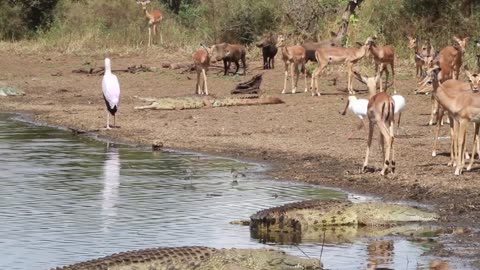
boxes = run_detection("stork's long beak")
[341,99,350,115]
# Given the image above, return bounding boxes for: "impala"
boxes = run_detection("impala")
[310,37,372,96]
[137,0,163,47]
[363,91,396,175]
[427,66,480,174]
[276,35,307,94]
[192,45,212,95]
[368,38,396,93]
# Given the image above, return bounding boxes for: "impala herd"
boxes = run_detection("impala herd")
[135,1,480,176]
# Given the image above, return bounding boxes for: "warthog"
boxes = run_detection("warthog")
[256,33,278,69]
[210,43,247,75]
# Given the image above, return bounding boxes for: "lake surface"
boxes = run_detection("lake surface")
[0,114,462,269]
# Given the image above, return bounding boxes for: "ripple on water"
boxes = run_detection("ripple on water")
[0,114,454,270]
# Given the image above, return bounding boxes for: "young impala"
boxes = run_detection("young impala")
[276,35,307,94]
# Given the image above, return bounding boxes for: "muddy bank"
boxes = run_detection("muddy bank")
[1,51,479,264]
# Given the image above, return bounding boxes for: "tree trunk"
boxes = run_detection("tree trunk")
[335,0,364,44]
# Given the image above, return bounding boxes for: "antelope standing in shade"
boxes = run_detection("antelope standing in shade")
[137,0,163,47]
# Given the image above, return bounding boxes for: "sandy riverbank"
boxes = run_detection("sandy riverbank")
[1,51,479,265]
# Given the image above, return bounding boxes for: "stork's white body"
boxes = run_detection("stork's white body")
[102,58,120,129]
[392,94,406,128]
[347,96,369,119]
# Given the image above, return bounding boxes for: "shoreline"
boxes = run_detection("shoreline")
[1,51,480,265]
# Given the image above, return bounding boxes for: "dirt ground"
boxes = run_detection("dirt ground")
[1,50,480,266]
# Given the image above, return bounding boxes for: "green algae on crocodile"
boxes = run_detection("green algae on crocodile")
[52,246,322,270]
[249,199,438,239]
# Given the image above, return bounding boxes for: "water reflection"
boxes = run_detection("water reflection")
[0,114,469,270]
[101,144,120,232]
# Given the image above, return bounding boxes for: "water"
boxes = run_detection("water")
[0,114,452,270]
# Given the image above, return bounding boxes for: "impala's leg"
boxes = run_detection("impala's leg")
[432,108,443,157]
[449,117,458,166]
[397,112,402,129]
[303,62,308,93]
[379,131,385,160]
[428,96,437,126]
[378,122,392,175]
[389,121,396,173]
[153,24,157,41]
[196,69,201,95]
[347,62,354,94]
[202,68,209,95]
[363,120,374,172]
[282,62,288,94]
[391,61,396,94]
[384,64,390,92]
[148,26,152,47]
[467,123,479,171]
[477,132,480,159]
[316,63,327,96]
[292,63,299,94]
[455,120,467,175]
[159,23,163,45]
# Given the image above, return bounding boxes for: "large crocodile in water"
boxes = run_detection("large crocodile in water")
[51,246,322,270]
[248,199,439,243]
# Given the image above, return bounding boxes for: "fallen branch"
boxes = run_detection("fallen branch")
[72,65,155,75]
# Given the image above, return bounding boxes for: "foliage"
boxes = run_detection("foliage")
[0,0,479,55]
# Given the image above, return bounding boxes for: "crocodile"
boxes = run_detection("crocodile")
[249,199,438,243]
[134,95,284,110]
[51,246,322,270]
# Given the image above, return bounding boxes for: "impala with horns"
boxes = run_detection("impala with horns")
[137,0,163,47]
[276,34,307,94]
[426,65,480,175]
[310,37,372,96]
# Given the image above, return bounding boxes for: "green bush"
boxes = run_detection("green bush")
[1,0,479,54]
